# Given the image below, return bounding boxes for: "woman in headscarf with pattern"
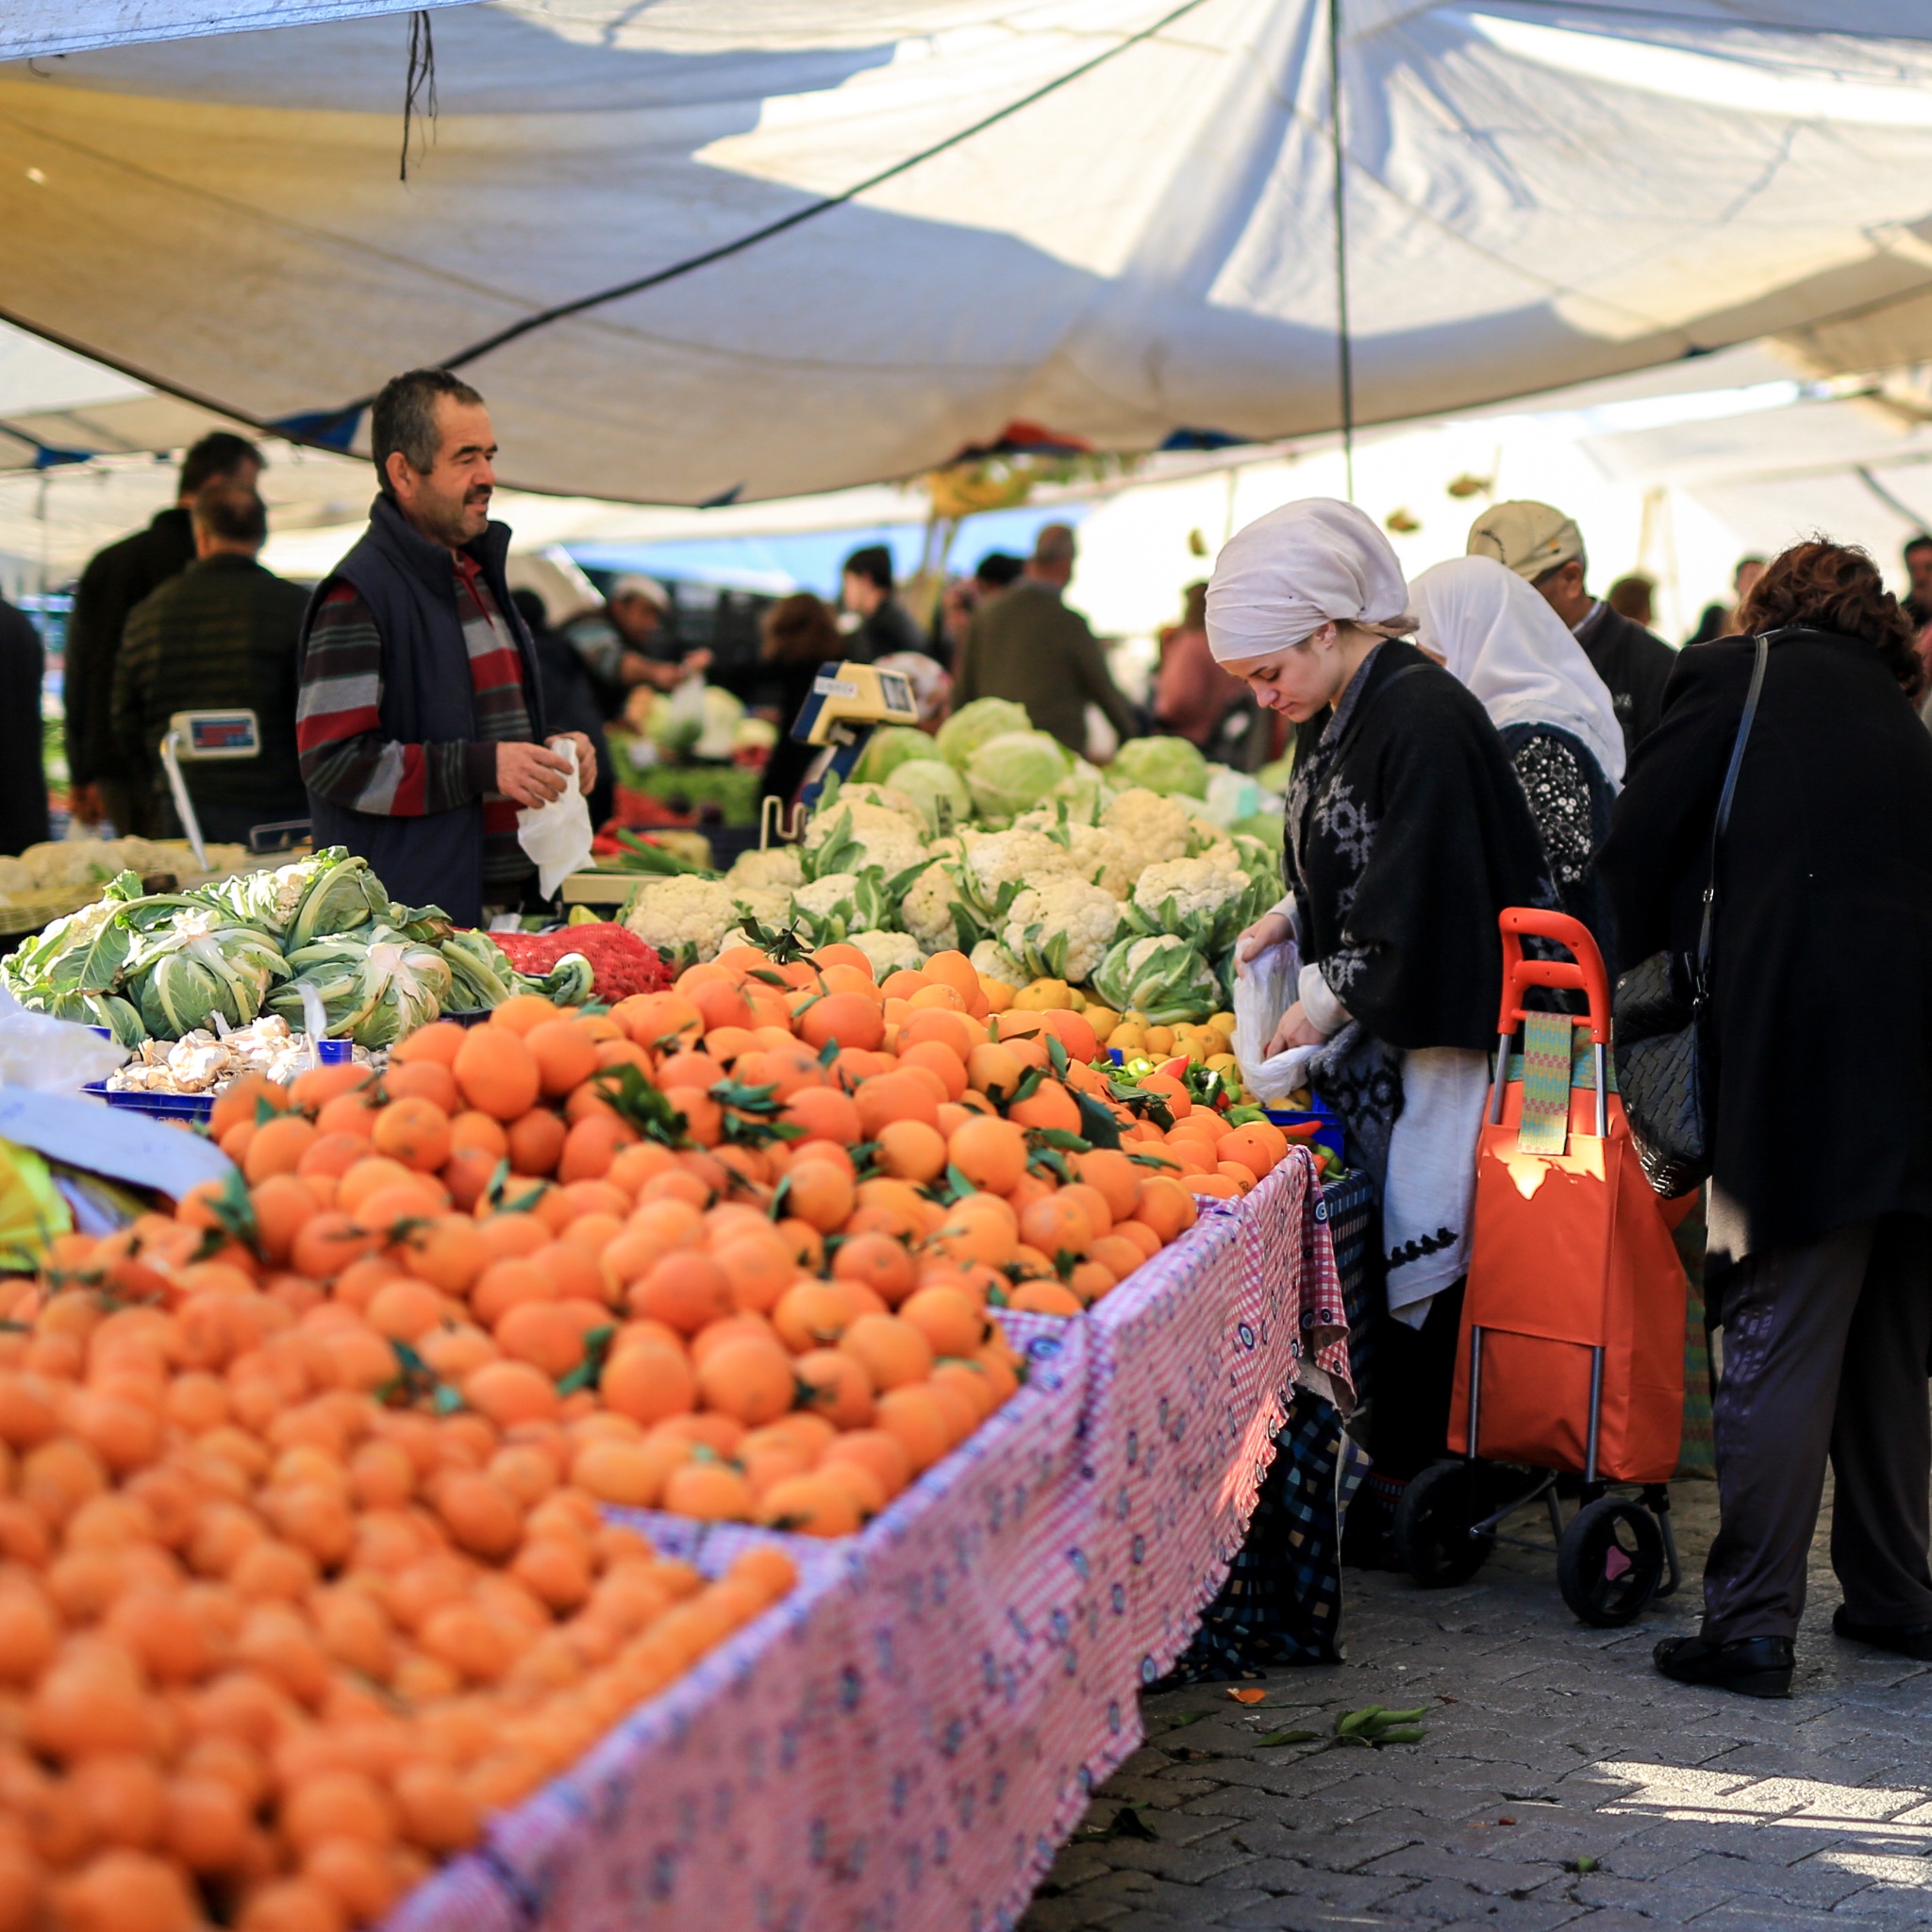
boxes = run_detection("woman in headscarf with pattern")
[1216,500,1550,1556]
[1411,553,1624,979]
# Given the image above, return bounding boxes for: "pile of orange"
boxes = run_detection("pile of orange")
[0,941,1295,1931]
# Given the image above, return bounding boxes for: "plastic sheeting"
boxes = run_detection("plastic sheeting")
[1,1,467,63]
[6,0,1932,505]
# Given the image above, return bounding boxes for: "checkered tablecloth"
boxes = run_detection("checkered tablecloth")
[383,1150,1343,1932]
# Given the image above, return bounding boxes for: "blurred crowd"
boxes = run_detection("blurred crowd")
[9,400,1932,882]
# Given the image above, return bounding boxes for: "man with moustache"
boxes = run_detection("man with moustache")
[295,369,596,926]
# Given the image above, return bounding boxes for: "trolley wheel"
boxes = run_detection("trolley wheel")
[1557,1496,1664,1626]
[1391,1459,1492,1588]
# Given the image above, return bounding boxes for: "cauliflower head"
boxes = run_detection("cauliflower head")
[792,873,860,923]
[1103,788,1196,873]
[899,861,963,953]
[804,797,917,851]
[731,886,793,929]
[726,845,804,892]
[847,930,925,978]
[835,782,919,817]
[1002,878,1123,986]
[804,799,927,880]
[959,827,1081,898]
[970,938,1026,988]
[1131,857,1249,925]
[622,876,744,964]
[1068,824,1135,900]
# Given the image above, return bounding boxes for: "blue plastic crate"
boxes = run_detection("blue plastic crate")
[1262,1098,1345,1166]
[82,1082,214,1124]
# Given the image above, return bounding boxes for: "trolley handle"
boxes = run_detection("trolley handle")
[1495,908,1610,1047]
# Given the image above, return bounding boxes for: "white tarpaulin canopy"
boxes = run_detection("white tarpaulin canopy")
[7,1,1932,505]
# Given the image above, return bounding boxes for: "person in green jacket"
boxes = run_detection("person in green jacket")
[953,523,1140,754]
[111,479,309,847]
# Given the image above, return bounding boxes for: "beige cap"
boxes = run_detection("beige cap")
[609,573,670,610]
[1465,500,1584,581]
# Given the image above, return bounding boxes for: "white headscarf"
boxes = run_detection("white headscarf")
[1410,556,1625,785]
[1206,498,1414,664]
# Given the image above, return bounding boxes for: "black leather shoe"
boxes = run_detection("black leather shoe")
[1653,1633,1793,1698]
[1832,1607,1932,1660]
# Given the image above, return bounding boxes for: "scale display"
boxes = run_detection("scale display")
[171,709,261,759]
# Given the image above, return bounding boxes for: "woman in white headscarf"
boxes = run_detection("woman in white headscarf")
[1411,554,1624,976]
[1214,500,1552,1544]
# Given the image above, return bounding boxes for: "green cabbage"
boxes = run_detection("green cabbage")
[888,758,972,833]
[126,912,291,1037]
[963,730,1074,823]
[935,697,1031,771]
[270,927,453,1048]
[1091,933,1221,1026]
[286,852,391,949]
[853,725,936,785]
[1108,735,1210,799]
[1050,758,1113,824]
[440,930,521,1011]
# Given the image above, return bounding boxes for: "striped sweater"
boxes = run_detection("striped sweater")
[296,553,534,888]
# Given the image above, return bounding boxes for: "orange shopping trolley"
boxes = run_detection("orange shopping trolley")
[1391,908,1690,1625]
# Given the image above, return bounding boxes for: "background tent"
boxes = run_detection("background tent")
[8,316,1932,646]
[6,1,1932,506]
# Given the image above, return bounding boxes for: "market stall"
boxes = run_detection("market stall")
[377,1152,1341,1932]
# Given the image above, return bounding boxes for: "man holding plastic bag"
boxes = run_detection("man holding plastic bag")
[1217,501,1549,1557]
[295,369,597,927]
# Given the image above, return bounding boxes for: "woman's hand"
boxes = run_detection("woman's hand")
[1265,1001,1329,1057]
[1234,910,1292,974]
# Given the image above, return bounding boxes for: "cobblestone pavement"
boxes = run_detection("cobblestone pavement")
[1021,1480,1932,1930]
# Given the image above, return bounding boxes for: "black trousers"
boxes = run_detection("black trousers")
[1369,1278,1467,1484]
[1704,1214,1932,1642]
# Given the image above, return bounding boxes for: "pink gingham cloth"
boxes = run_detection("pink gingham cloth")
[384,1153,1344,1932]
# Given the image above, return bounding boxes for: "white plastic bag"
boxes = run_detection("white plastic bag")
[516,738,596,899]
[1233,940,1324,1106]
[0,987,128,1091]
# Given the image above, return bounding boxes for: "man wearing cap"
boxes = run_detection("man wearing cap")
[560,575,710,720]
[1467,501,1675,760]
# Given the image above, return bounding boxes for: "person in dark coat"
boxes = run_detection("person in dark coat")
[1600,540,1932,1699]
[512,588,613,832]
[954,524,1140,753]
[110,481,309,846]
[0,595,49,856]
[1467,500,1676,762]
[841,545,929,665]
[757,592,846,812]
[63,430,262,838]
[1214,501,1551,1541]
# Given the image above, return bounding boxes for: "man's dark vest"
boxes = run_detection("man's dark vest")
[298,495,546,927]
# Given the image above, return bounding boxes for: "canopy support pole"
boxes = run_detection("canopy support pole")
[1328,0,1355,501]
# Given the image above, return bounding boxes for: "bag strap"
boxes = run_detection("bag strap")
[1693,632,1771,988]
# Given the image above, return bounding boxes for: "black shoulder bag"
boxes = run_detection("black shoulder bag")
[1612,633,1770,1198]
